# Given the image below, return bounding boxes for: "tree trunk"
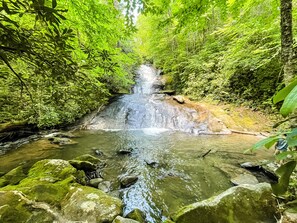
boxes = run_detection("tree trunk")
[280,0,294,84]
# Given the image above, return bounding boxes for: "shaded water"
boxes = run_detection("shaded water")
[0,65,274,222]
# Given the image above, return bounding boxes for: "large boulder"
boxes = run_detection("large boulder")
[61,186,123,223]
[0,166,26,187]
[0,190,56,223]
[172,183,277,223]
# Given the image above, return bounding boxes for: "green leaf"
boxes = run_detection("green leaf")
[251,136,279,151]
[286,128,297,147]
[271,161,297,196]
[280,85,297,117]
[275,151,296,160]
[52,0,57,8]
[273,78,297,104]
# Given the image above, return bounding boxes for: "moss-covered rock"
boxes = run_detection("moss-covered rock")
[126,208,146,223]
[172,183,277,223]
[1,159,78,206]
[61,185,123,223]
[69,160,97,171]
[0,190,55,223]
[0,166,27,187]
[112,216,140,223]
[73,154,102,164]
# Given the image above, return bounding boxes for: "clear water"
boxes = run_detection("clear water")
[0,65,274,222]
[0,130,273,222]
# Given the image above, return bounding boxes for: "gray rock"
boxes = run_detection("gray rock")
[172,183,278,223]
[112,216,140,223]
[231,173,259,186]
[119,175,138,188]
[89,178,104,188]
[98,181,112,193]
[69,160,97,171]
[62,186,122,223]
[173,95,185,104]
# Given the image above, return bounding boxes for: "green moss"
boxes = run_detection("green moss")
[72,154,101,164]
[28,159,77,181]
[69,160,96,171]
[0,166,27,187]
[126,208,146,223]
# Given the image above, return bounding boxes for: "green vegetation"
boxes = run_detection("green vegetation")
[0,0,138,128]
[135,0,297,109]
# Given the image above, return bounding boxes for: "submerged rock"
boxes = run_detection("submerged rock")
[172,183,278,223]
[61,186,123,223]
[49,137,77,145]
[112,216,140,223]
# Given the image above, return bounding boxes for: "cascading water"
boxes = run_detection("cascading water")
[0,65,274,223]
[87,65,220,134]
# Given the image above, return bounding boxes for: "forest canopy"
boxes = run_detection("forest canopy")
[0,0,138,127]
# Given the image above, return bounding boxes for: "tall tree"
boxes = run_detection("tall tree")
[280,0,295,84]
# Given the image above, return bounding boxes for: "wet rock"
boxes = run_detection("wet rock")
[119,175,138,188]
[93,148,104,156]
[70,154,105,172]
[74,154,102,165]
[172,183,278,223]
[0,166,26,187]
[49,137,77,145]
[69,160,97,171]
[44,131,76,138]
[144,159,159,168]
[89,177,104,188]
[112,216,140,223]
[231,173,259,186]
[126,208,146,223]
[61,186,122,223]
[98,181,112,193]
[117,147,134,155]
[163,219,175,223]
[173,95,185,104]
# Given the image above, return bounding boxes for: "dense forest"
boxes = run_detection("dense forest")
[1,0,296,127]
[0,0,138,128]
[135,0,297,109]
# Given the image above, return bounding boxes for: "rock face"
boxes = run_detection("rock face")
[172,183,277,223]
[62,186,122,223]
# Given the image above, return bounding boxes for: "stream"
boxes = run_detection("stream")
[0,65,274,223]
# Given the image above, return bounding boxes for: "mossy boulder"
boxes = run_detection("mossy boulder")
[172,183,277,223]
[0,190,55,223]
[61,185,123,223]
[69,154,105,171]
[0,166,26,187]
[1,159,78,206]
[112,216,140,223]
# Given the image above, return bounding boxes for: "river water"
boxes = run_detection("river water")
[0,65,273,222]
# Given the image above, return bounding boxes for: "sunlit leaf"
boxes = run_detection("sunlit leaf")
[280,85,297,117]
[251,136,279,151]
[273,78,297,104]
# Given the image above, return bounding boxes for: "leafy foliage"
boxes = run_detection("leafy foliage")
[0,0,138,127]
[135,0,297,108]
